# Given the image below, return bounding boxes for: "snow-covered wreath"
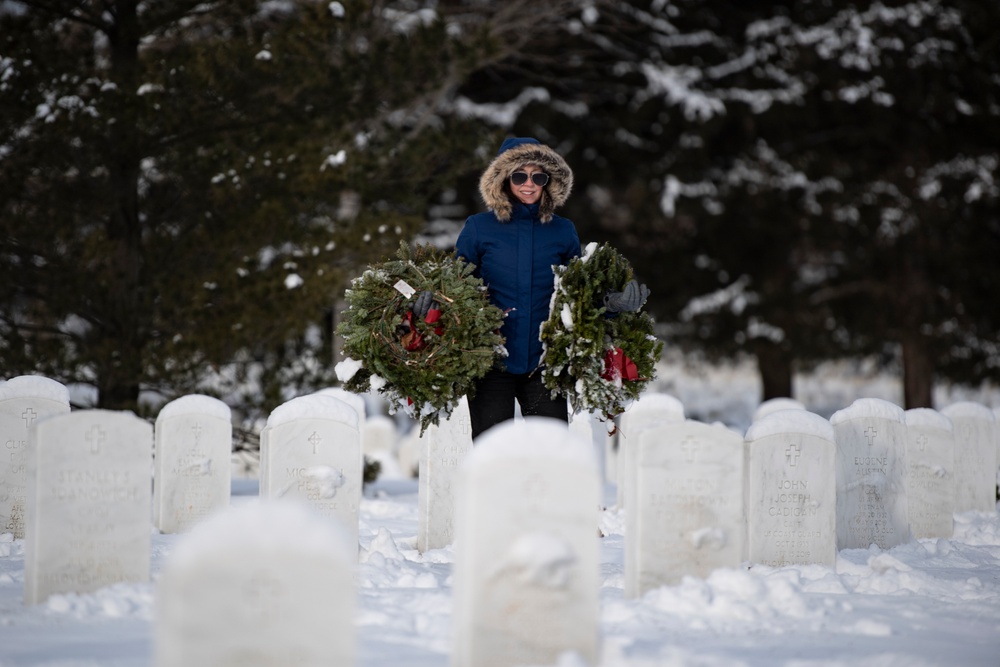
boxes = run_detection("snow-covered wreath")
[335,242,505,434]
[540,242,663,428]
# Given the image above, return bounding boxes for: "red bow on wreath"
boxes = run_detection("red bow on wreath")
[601,347,638,382]
[401,307,443,352]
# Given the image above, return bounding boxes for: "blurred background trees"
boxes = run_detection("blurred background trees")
[2,0,998,421]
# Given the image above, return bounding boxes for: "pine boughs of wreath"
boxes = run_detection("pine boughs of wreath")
[336,241,505,433]
[539,242,663,424]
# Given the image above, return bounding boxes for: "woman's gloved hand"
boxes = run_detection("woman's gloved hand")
[603,280,650,313]
[409,290,437,319]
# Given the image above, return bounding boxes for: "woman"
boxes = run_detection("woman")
[453,136,581,439]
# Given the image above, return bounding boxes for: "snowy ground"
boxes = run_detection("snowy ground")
[1,358,999,667]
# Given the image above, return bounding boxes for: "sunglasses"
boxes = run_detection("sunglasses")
[510,171,549,187]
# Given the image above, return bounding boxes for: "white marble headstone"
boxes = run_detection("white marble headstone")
[995,407,1000,487]
[752,397,806,423]
[314,387,366,459]
[453,418,599,667]
[259,395,361,549]
[830,398,910,550]
[626,419,745,597]
[0,376,71,538]
[418,396,472,552]
[362,414,396,455]
[396,427,420,478]
[940,402,997,513]
[617,393,685,509]
[745,410,836,567]
[24,410,152,605]
[154,395,232,534]
[155,501,356,667]
[904,408,955,539]
[604,428,618,484]
[569,410,600,480]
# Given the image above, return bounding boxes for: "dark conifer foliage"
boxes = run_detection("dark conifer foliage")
[0,1,570,419]
[453,0,1000,406]
[2,0,997,416]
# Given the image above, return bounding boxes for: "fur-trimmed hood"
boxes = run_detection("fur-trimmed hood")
[478,137,573,223]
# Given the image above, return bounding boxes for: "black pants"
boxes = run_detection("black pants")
[467,369,568,440]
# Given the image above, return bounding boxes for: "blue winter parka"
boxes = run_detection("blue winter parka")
[456,203,580,375]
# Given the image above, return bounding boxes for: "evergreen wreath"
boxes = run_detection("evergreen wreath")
[336,241,505,433]
[539,242,663,428]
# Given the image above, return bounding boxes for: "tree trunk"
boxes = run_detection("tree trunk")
[901,332,934,409]
[97,1,144,411]
[755,343,794,402]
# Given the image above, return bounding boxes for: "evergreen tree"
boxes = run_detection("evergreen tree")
[453,0,1000,406]
[0,1,549,419]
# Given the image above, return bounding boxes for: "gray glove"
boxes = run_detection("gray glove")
[603,280,650,313]
[409,290,437,319]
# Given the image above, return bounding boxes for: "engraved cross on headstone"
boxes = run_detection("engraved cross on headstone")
[681,437,699,463]
[243,573,279,620]
[785,443,801,467]
[915,434,928,452]
[21,407,38,429]
[308,431,322,454]
[85,425,106,455]
[864,426,877,446]
[191,422,203,445]
[522,473,546,499]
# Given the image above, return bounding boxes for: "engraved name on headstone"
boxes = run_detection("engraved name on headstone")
[0,376,71,539]
[904,408,955,539]
[941,402,998,513]
[259,395,362,549]
[24,410,152,605]
[745,410,836,567]
[617,393,685,509]
[418,396,472,552]
[830,398,910,550]
[154,395,232,534]
[626,419,745,596]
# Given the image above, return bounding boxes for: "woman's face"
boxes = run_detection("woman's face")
[509,164,547,205]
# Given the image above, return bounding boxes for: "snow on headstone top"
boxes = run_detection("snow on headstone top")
[752,397,806,422]
[745,409,835,443]
[624,393,684,418]
[313,387,365,419]
[266,394,359,429]
[0,375,70,405]
[941,401,996,422]
[829,397,905,425]
[156,394,231,423]
[904,407,953,431]
[163,500,354,571]
[466,417,597,472]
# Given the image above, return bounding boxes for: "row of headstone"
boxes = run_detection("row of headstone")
[414,397,604,555]
[2,373,371,606]
[154,417,597,667]
[0,377,152,606]
[616,393,999,598]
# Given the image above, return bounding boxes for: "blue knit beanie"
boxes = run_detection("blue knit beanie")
[496,137,540,156]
